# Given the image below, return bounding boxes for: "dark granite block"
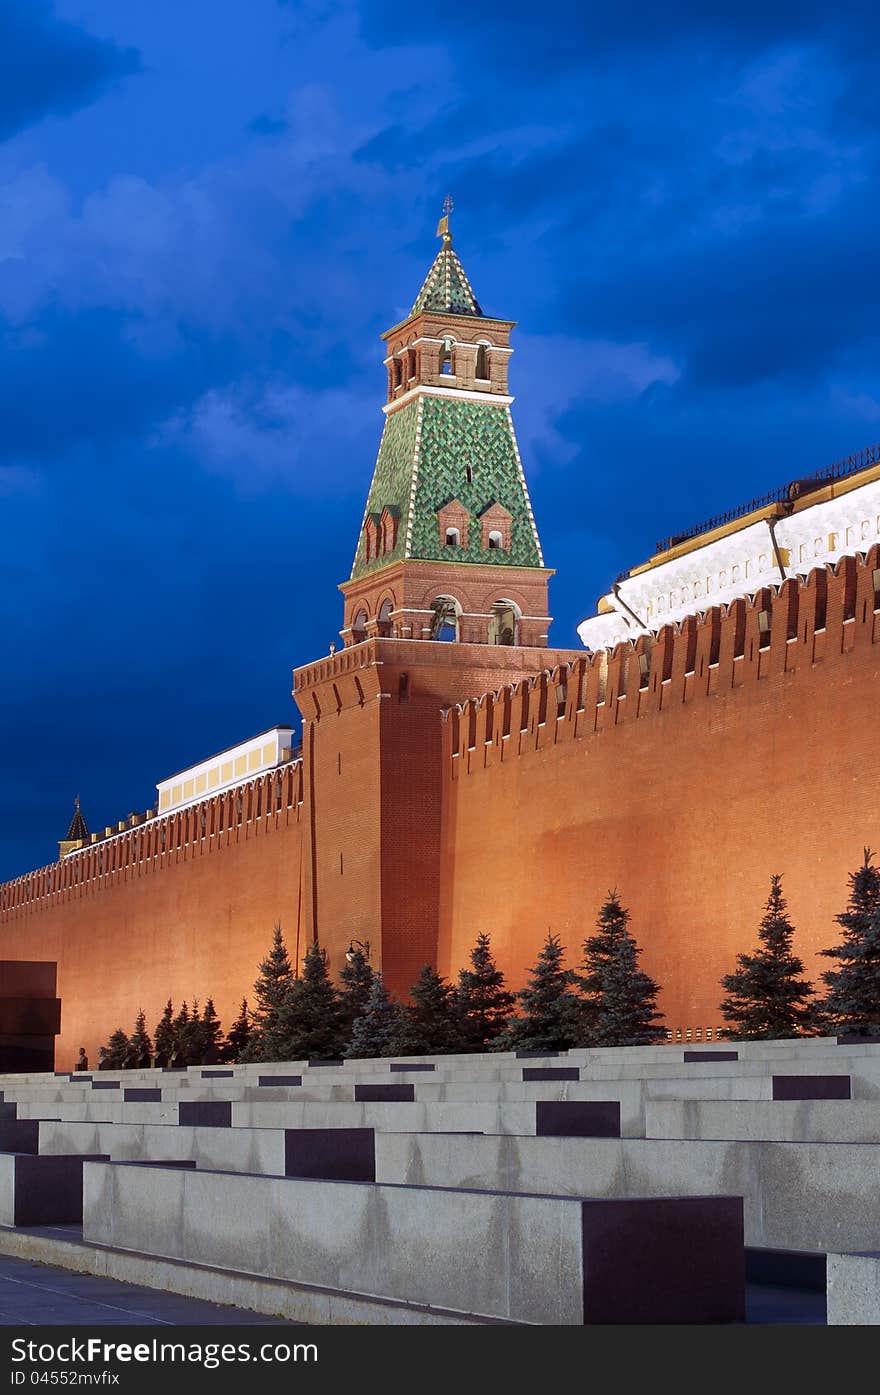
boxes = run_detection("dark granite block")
[522,1067,580,1082]
[132,1160,198,1171]
[284,1128,375,1182]
[0,1103,17,1121]
[178,1101,232,1127]
[536,1101,620,1138]
[745,1247,826,1292]
[354,1083,414,1102]
[771,1075,851,1100]
[515,1050,560,1059]
[0,1120,40,1154]
[683,1050,739,1062]
[91,1081,120,1091]
[390,1063,435,1072]
[258,1075,302,1087]
[837,1033,880,1045]
[201,1070,233,1079]
[69,1075,92,1083]
[13,1154,110,1227]
[580,1196,745,1324]
[307,1059,344,1068]
[124,1088,162,1103]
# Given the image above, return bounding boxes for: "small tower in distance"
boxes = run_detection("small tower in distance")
[59,797,89,860]
[340,205,553,650]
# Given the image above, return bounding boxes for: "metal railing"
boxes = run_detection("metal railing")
[653,442,880,555]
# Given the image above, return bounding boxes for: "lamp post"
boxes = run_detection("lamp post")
[345,938,371,964]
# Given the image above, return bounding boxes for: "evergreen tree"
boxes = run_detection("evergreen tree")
[171,1001,190,1065]
[345,973,407,1059]
[199,998,223,1063]
[494,932,581,1052]
[154,1000,175,1066]
[128,1009,153,1068]
[275,941,343,1061]
[719,875,815,1040]
[457,933,515,1050]
[819,849,880,1035]
[399,965,468,1054]
[338,946,374,1047]
[241,923,295,1062]
[221,998,251,1063]
[577,891,666,1047]
[98,1028,130,1069]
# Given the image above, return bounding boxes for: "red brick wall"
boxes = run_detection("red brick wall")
[438,550,880,1037]
[0,765,305,1069]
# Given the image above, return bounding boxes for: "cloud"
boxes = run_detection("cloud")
[0,1,139,142]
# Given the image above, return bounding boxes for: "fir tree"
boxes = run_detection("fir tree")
[494,932,581,1052]
[399,965,468,1054]
[338,945,374,1046]
[99,1028,131,1069]
[275,941,343,1061]
[222,998,251,1063]
[199,998,223,1063]
[577,891,666,1047]
[819,849,880,1035]
[154,1000,175,1066]
[128,1009,153,1068]
[718,875,815,1040]
[457,933,515,1050]
[171,1001,190,1065]
[241,923,295,1062]
[345,973,407,1059]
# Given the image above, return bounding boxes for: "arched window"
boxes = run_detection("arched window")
[475,343,490,380]
[440,338,454,376]
[377,598,393,638]
[445,527,460,547]
[406,347,417,380]
[487,530,503,550]
[352,609,368,644]
[392,358,402,389]
[431,596,460,642]
[490,599,519,646]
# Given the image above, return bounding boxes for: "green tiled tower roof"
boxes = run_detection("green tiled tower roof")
[351,396,543,579]
[410,243,483,318]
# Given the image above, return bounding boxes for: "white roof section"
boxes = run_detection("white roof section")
[157,727,296,816]
[579,470,880,651]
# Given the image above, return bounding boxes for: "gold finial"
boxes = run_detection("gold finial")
[436,194,454,245]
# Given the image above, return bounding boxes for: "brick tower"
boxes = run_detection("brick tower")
[340,214,553,648]
[293,215,581,995]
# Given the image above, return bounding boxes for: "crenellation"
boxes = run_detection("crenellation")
[443,551,880,781]
[0,762,304,924]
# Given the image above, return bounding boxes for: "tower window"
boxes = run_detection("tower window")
[487,530,503,550]
[465,463,473,484]
[431,596,460,642]
[352,609,368,644]
[445,527,460,547]
[392,358,402,389]
[475,343,490,380]
[440,338,454,376]
[407,347,417,381]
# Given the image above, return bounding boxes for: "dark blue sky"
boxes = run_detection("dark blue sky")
[3,0,880,881]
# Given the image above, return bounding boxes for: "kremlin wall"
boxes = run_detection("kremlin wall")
[2,223,879,1068]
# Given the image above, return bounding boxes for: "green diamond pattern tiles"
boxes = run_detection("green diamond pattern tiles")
[411,245,483,317]
[351,394,543,580]
[409,398,541,566]
[350,399,420,578]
